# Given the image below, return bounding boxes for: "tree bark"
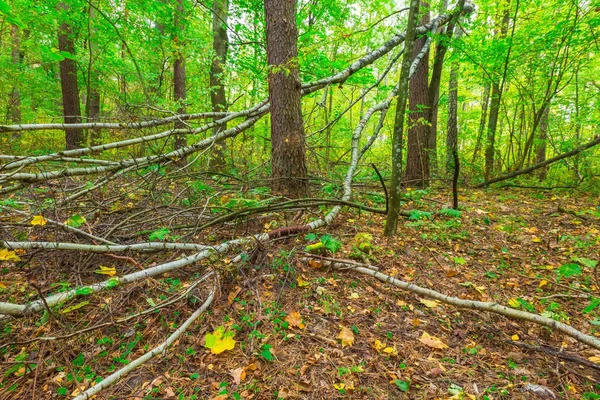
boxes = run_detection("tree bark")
[404,7,430,187]
[173,0,187,158]
[384,0,420,237]
[535,105,549,180]
[58,2,84,150]
[9,24,22,130]
[471,83,490,163]
[446,40,459,175]
[209,0,228,167]
[87,3,101,146]
[265,0,308,197]
[484,5,511,180]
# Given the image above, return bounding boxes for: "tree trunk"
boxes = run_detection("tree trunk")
[265,0,308,197]
[87,3,101,146]
[404,8,430,187]
[426,0,464,176]
[535,105,549,180]
[384,0,420,237]
[9,24,22,131]
[209,0,228,168]
[446,44,459,175]
[484,6,511,181]
[471,83,490,163]
[173,0,187,159]
[58,2,83,150]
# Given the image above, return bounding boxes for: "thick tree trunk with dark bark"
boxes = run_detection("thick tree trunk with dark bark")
[58,3,83,150]
[209,0,228,167]
[265,0,308,197]
[173,0,187,158]
[404,9,430,187]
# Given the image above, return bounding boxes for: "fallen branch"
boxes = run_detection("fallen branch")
[475,135,600,188]
[72,289,215,400]
[347,266,600,350]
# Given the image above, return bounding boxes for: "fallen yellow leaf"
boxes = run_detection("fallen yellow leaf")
[418,331,448,350]
[511,334,520,341]
[419,299,439,308]
[31,215,47,226]
[285,311,305,329]
[297,276,310,287]
[539,280,548,288]
[0,248,21,262]
[95,265,117,276]
[337,326,355,347]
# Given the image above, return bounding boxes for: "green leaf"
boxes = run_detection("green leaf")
[321,235,342,253]
[66,214,86,228]
[556,263,581,280]
[453,257,466,265]
[583,298,600,314]
[149,227,170,241]
[573,257,598,268]
[408,210,433,221]
[260,343,274,361]
[61,301,90,314]
[394,379,410,392]
[439,208,461,218]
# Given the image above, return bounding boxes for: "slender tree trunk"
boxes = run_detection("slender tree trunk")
[87,3,101,146]
[173,0,187,158]
[427,0,464,176]
[404,7,430,187]
[484,6,511,180]
[9,24,22,130]
[471,83,490,163]
[209,0,229,167]
[535,105,549,180]
[446,41,459,175]
[265,0,308,197]
[58,2,83,150]
[384,0,420,237]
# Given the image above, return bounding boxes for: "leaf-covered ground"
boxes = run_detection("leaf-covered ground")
[1,187,600,399]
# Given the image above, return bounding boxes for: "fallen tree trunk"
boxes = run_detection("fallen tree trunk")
[475,135,600,188]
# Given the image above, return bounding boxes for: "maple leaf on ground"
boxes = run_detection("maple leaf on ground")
[337,326,355,347]
[204,326,236,354]
[285,311,305,329]
[419,331,448,350]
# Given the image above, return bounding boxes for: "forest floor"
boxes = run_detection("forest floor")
[1,186,600,399]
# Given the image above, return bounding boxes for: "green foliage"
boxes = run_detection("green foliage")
[408,210,433,221]
[149,228,170,241]
[555,263,582,281]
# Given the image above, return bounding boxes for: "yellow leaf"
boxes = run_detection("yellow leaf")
[418,331,448,350]
[333,383,345,390]
[511,334,520,341]
[532,236,542,243]
[285,311,305,329]
[297,276,310,287]
[337,326,355,347]
[204,326,236,355]
[349,292,360,299]
[61,301,90,314]
[508,298,520,308]
[30,215,47,226]
[539,280,548,288]
[383,347,398,356]
[588,356,600,363]
[0,248,20,262]
[419,299,439,308]
[95,265,117,276]
[373,339,386,351]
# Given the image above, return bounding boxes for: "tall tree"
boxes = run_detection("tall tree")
[173,0,187,154]
[404,6,430,187]
[265,0,308,197]
[209,0,229,167]
[87,2,101,146]
[484,1,513,180]
[446,29,461,175]
[535,105,549,180]
[58,2,83,149]
[9,24,22,128]
[384,0,420,237]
